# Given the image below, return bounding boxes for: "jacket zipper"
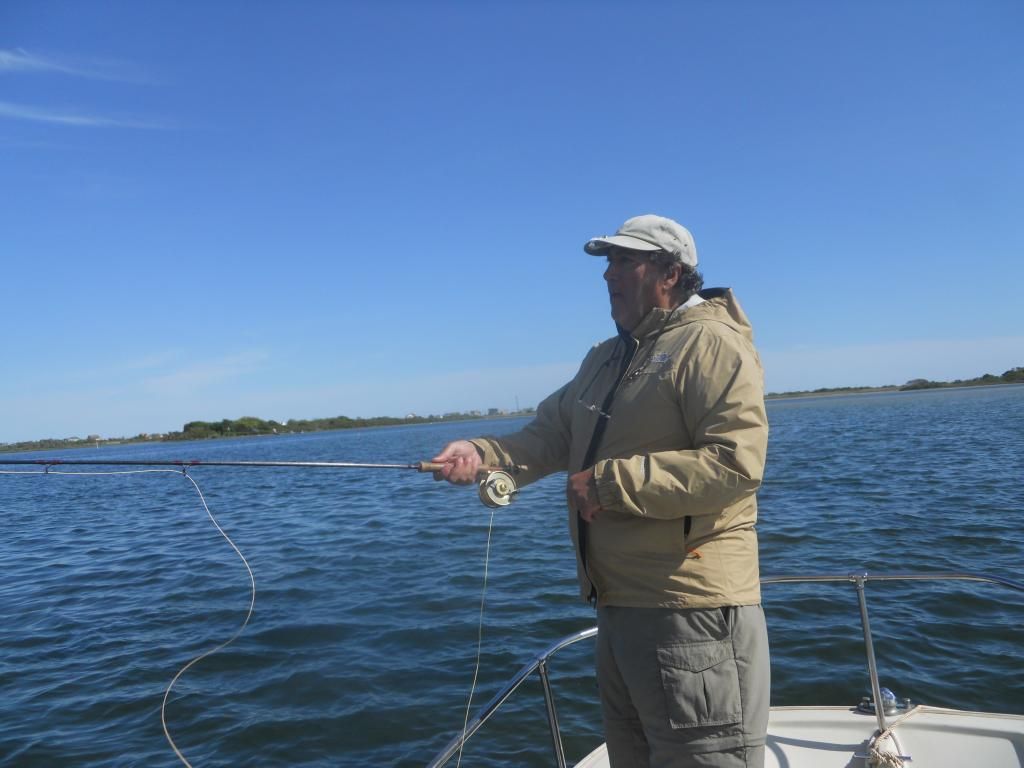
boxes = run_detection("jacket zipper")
[577,335,638,606]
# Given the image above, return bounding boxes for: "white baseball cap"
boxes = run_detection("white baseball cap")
[584,214,698,267]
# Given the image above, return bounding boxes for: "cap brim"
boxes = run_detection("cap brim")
[584,234,661,255]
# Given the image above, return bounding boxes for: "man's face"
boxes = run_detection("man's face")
[603,247,667,331]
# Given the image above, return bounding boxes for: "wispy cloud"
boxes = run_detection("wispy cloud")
[69,350,189,382]
[0,100,165,129]
[0,48,143,82]
[247,360,581,420]
[1,48,163,129]
[0,350,272,442]
[143,351,272,397]
[0,48,76,74]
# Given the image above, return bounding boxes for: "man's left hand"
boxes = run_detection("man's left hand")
[567,468,602,523]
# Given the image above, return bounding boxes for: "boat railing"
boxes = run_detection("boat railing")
[426,570,1024,768]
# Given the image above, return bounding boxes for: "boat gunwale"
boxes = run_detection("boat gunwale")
[427,570,1024,768]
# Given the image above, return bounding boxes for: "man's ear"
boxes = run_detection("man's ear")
[664,263,682,289]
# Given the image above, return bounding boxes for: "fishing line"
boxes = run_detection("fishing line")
[162,470,255,768]
[455,504,497,768]
[0,467,255,768]
[2,456,523,763]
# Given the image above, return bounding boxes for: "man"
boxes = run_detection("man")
[434,214,769,768]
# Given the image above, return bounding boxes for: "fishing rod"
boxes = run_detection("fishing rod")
[0,458,526,507]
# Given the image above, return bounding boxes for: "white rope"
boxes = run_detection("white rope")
[868,705,920,767]
[4,467,255,768]
[455,505,497,768]
[869,732,907,768]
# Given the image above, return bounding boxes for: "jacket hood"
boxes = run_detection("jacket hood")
[622,288,755,344]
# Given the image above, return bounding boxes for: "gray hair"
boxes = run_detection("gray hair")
[648,251,704,303]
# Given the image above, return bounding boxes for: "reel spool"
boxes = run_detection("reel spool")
[477,470,517,508]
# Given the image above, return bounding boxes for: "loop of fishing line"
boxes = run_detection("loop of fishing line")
[456,504,497,768]
[2,467,254,768]
[3,457,510,766]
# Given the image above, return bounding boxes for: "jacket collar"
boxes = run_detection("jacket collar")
[615,288,747,343]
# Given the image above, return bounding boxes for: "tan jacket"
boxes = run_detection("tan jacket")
[472,288,768,608]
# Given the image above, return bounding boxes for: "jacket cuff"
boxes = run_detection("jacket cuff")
[468,438,501,466]
[594,459,624,511]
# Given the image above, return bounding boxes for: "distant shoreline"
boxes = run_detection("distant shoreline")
[766,381,1024,401]
[3,369,1021,454]
[765,385,899,400]
[0,412,534,455]
[766,370,1024,401]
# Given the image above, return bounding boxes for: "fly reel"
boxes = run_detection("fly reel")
[413,460,525,508]
[477,470,518,508]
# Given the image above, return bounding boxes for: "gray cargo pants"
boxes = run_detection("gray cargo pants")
[596,604,769,768]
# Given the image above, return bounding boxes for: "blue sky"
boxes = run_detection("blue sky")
[2,1,1021,443]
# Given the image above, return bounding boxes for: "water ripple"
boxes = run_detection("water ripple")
[1,389,1022,765]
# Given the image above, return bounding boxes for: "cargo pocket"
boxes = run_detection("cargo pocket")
[657,639,742,734]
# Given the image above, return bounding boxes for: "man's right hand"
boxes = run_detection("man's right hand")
[431,440,483,485]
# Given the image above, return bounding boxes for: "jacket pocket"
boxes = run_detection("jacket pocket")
[656,639,742,730]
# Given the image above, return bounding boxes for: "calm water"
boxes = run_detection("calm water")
[1,385,1023,766]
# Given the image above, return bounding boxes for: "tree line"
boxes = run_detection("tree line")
[898,366,1024,391]
[3,367,1022,452]
[162,411,521,441]
[762,366,1024,398]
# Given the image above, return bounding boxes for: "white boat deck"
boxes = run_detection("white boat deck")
[574,705,1024,768]
[426,572,1024,768]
